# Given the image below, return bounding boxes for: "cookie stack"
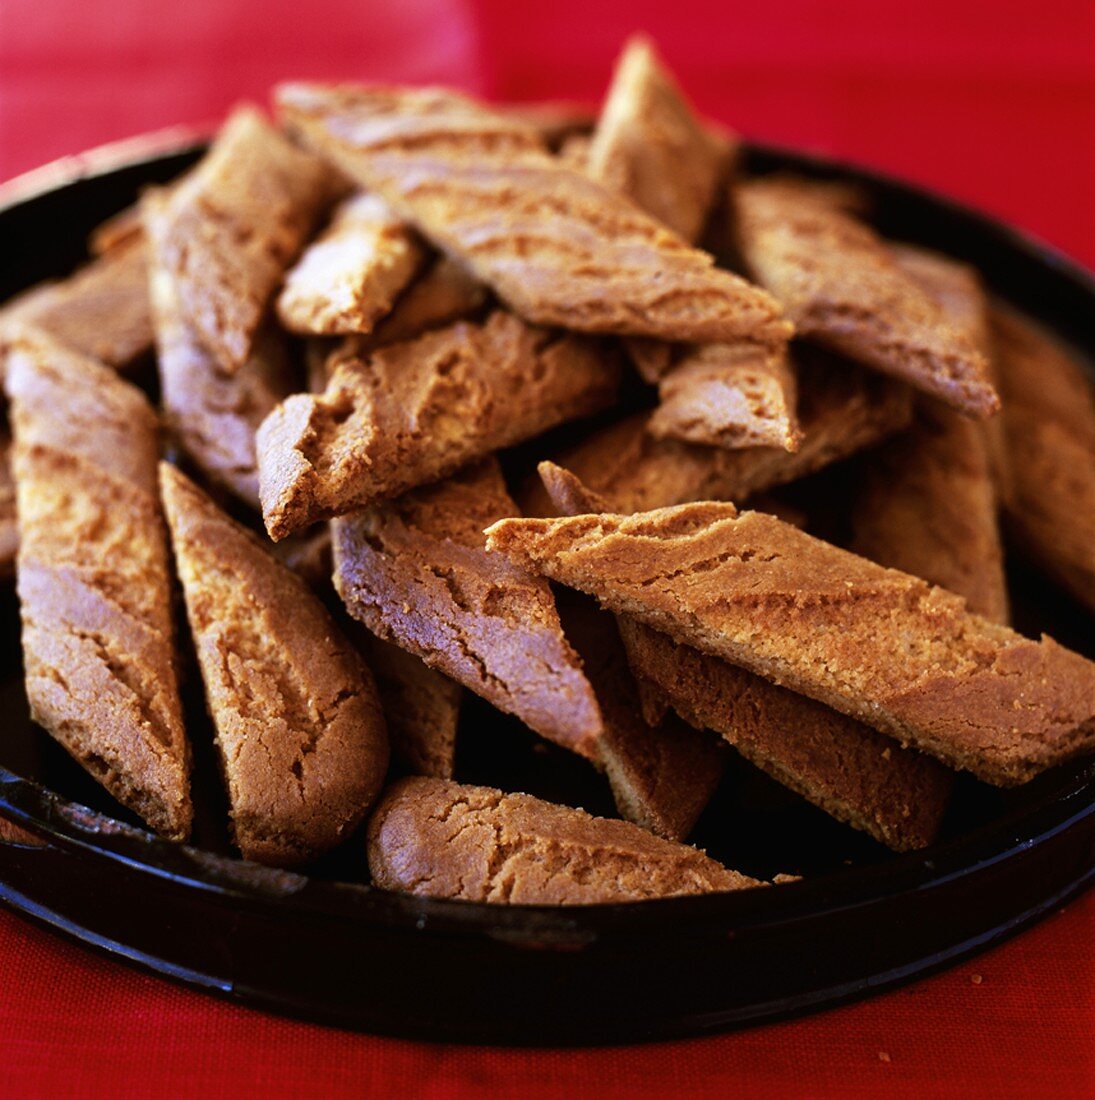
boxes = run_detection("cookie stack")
[1,36,1092,905]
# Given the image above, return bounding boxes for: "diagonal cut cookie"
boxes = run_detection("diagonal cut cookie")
[6,329,191,838]
[993,307,1095,614]
[587,35,734,243]
[257,310,619,540]
[648,340,801,451]
[367,776,768,904]
[332,458,603,759]
[520,349,911,516]
[853,245,1008,622]
[155,106,334,371]
[559,595,725,841]
[735,178,998,417]
[276,82,790,346]
[277,192,426,335]
[145,194,295,509]
[160,463,388,868]
[619,619,952,851]
[485,502,1095,786]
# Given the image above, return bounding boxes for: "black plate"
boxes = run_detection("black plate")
[0,133,1092,1045]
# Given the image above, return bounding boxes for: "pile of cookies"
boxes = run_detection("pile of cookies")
[1,37,1092,905]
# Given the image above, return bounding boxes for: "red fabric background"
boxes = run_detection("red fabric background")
[0,0,1093,1095]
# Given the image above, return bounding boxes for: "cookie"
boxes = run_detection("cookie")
[6,329,191,838]
[332,458,603,758]
[485,502,1095,786]
[257,310,619,539]
[587,35,733,243]
[154,106,333,370]
[277,82,790,346]
[160,463,389,867]
[735,178,998,416]
[145,193,295,509]
[521,349,911,516]
[367,776,766,904]
[648,340,801,451]
[277,192,425,335]
[619,619,953,851]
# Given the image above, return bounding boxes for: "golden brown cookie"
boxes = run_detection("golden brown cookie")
[0,237,152,371]
[485,502,1095,786]
[277,192,426,335]
[560,596,725,841]
[521,349,911,516]
[619,619,952,851]
[332,458,603,758]
[257,311,619,540]
[160,464,389,868]
[586,35,733,243]
[993,307,1095,613]
[155,106,333,370]
[277,82,790,346]
[367,776,765,904]
[145,194,295,509]
[735,179,998,417]
[648,340,801,451]
[854,244,1006,624]
[6,330,191,839]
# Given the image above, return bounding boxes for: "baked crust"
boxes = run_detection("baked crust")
[0,237,152,370]
[358,633,462,779]
[276,82,790,346]
[521,349,911,516]
[155,106,333,371]
[619,619,952,851]
[257,310,620,539]
[145,194,295,509]
[367,776,764,903]
[560,596,725,841]
[485,502,1095,786]
[161,463,388,867]
[6,330,191,839]
[994,307,1095,613]
[586,36,733,243]
[332,458,603,758]
[649,340,801,451]
[277,192,425,335]
[735,179,998,417]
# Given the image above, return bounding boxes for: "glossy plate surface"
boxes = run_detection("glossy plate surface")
[0,135,1091,1044]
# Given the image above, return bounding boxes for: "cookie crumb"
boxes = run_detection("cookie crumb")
[878,1051,892,1063]
[971,973,983,985]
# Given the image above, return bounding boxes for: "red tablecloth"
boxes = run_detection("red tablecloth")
[0,1,1093,1095]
